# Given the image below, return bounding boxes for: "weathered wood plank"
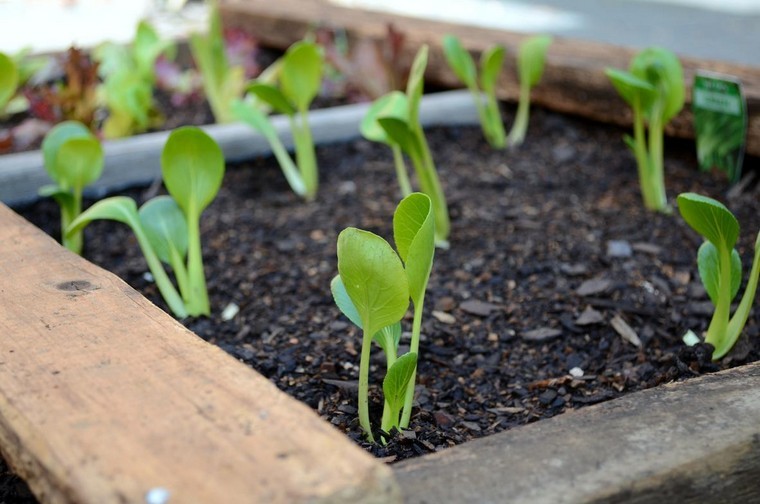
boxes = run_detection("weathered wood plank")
[395,361,760,503]
[0,203,399,504]
[219,0,760,156]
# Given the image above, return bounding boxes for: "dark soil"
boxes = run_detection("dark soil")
[8,104,760,499]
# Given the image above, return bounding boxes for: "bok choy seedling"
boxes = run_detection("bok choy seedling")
[67,127,224,318]
[507,35,552,147]
[442,35,506,149]
[361,45,450,247]
[189,2,245,123]
[332,192,435,442]
[39,121,104,255]
[0,52,18,114]
[233,41,323,201]
[677,193,760,359]
[606,47,685,212]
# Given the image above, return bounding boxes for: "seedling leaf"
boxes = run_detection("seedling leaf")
[630,46,685,123]
[382,352,418,423]
[139,196,188,265]
[393,193,435,304]
[479,45,506,93]
[0,52,18,110]
[55,137,104,192]
[605,68,656,107]
[360,91,408,144]
[677,192,739,250]
[373,322,402,354]
[406,45,428,126]
[41,121,92,185]
[442,35,477,88]
[697,241,742,305]
[247,83,296,115]
[280,41,323,112]
[518,35,552,87]
[330,275,363,329]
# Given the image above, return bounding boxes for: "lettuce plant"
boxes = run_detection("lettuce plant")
[233,41,323,201]
[678,193,760,359]
[442,35,506,149]
[68,127,224,318]
[507,35,552,147]
[606,47,685,212]
[332,192,435,442]
[94,20,174,138]
[361,45,450,247]
[190,2,246,123]
[39,121,104,255]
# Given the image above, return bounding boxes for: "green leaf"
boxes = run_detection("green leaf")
[697,241,742,306]
[406,45,428,125]
[139,196,188,265]
[605,68,656,108]
[479,45,506,93]
[630,46,684,123]
[442,35,477,88]
[41,121,93,186]
[336,228,409,338]
[377,116,417,156]
[330,275,363,329]
[280,41,323,112]
[382,352,418,421]
[161,127,225,217]
[247,83,296,115]
[54,137,104,192]
[68,196,140,236]
[0,52,19,110]
[133,20,173,80]
[393,193,435,304]
[677,193,740,251]
[518,35,552,88]
[360,91,408,145]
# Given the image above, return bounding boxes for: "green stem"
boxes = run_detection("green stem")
[185,203,210,316]
[293,109,318,201]
[411,126,450,247]
[380,336,399,434]
[358,330,375,443]
[508,81,531,147]
[646,108,668,212]
[391,145,412,197]
[483,90,506,149]
[399,299,424,429]
[720,233,760,359]
[705,245,733,355]
[61,190,82,254]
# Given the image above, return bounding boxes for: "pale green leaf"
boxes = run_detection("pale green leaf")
[697,241,742,306]
[406,45,428,125]
[280,41,323,112]
[247,83,296,115]
[605,68,656,108]
[336,227,409,338]
[67,196,140,237]
[518,35,552,88]
[54,137,104,192]
[330,275,363,329]
[393,193,435,304]
[442,35,477,88]
[161,127,225,216]
[360,91,408,144]
[41,121,93,185]
[630,46,684,123]
[0,52,19,110]
[677,193,739,251]
[382,352,418,418]
[139,196,188,265]
[479,45,506,93]
[377,116,417,156]
[373,322,401,354]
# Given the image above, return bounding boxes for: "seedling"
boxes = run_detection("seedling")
[0,52,18,114]
[94,20,174,138]
[332,192,435,442]
[606,47,685,212]
[677,192,760,359]
[362,45,450,247]
[68,127,224,318]
[233,41,323,200]
[39,121,104,255]
[189,2,246,123]
[442,35,506,149]
[507,35,552,147]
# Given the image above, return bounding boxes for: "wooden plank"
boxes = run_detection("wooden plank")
[218,0,760,157]
[395,361,760,503]
[0,204,399,504]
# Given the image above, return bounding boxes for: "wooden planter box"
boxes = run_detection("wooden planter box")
[1,3,759,502]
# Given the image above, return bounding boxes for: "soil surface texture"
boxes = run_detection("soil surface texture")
[8,104,760,500]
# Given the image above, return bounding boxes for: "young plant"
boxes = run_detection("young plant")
[39,121,104,255]
[362,45,450,247]
[67,127,224,318]
[442,35,506,149]
[677,192,760,360]
[233,41,324,201]
[507,35,552,147]
[189,2,246,123]
[94,20,174,138]
[0,52,18,114]
[606,47,685,212]
[332,192,435,442]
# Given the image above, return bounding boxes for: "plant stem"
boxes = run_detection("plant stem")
[359,330,375,443]
[482,91,506,149]
[646,109,668,212]
[412,126,450,247]
[62,191,82,254]
[706,245,733,357]
[508,81,531,147]
[294,109,318,201]
[392,145,412,197]
[399,300,424,429]
[185,202,210,316]
[721,233,760,359]
[631,99,653,210]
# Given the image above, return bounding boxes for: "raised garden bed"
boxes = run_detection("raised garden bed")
[1,4,760,503]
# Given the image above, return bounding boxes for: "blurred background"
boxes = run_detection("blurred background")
[0,0,758,65]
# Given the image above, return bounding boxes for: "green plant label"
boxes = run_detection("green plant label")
[692,72,747,183]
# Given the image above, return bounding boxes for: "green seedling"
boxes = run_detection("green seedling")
[95,20,174,138]
[606,47,685,212]
[68,127,224,318]
[0,52,18,114]
[332,192,435,442]
[190,2,245,123]
[677,192,760,359]
[39,121,104,255]
[442,35,506,149]
[235,41,323,201]
[508,35,552,147]
[362,45,450,247]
